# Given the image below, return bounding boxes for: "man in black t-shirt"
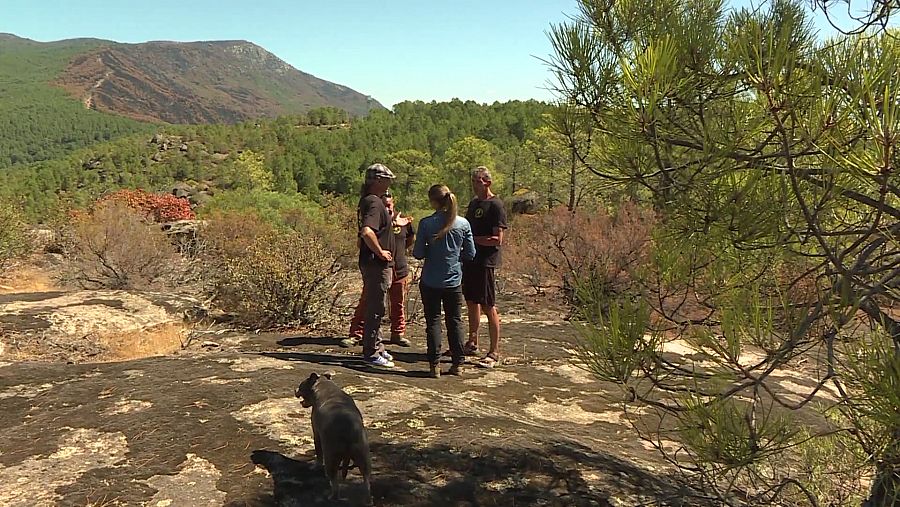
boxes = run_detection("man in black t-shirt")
[347,192,415,347]
[462,166,508,369]
[355,163,397,369]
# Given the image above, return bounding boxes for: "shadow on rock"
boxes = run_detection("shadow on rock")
[261,352,434,379]
[244,440,710,507]
[277,336,346,348]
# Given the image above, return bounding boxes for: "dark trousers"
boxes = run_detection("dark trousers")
[419,283,464,366]
[361,262,391,360]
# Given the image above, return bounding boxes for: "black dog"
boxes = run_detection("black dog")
[295,371,373,505]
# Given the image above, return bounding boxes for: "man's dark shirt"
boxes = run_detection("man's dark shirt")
[392,221,415,278]
[465,196,508,268]
[357,194,393,266]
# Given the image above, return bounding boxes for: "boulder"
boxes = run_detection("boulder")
[150,133,164,144]
[189,192,213,207]
[509,190,539,215]
[82,159,102,170]
[171,182,194,199]
[179,143,189,152]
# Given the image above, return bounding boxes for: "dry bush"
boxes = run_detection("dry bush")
[97,188,195,222]
[0,199,29,271]
[198,210,276,263]
[70,202,182,289]
[504,202,655,307]
[281,196,357,266]
[215,229,346,327]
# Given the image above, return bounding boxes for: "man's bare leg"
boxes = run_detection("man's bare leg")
[483,305,500,358]
[466,301,481,348]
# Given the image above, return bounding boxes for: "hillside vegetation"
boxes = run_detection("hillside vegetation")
[0,100,561,219]
[0,34,154,167]
[0,34,382,170]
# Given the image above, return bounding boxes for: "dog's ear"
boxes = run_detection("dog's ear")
[323,370,336,380]
[308,372,319,382]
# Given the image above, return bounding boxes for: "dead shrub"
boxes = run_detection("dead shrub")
[70,202,181,289]
[281,196,357,267]
[215,229,346,328]
[0,199,29,271]
[198,210,276,263]
[504,202,655,309]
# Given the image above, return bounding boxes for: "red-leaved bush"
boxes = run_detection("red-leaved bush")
[505,202,656,306]
[96,189,195,222]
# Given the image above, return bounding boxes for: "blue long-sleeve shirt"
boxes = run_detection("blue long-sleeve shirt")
[413,212,476,289]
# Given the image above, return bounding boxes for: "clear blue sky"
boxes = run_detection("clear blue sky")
[0,1,878,108]
[0,0,578,107]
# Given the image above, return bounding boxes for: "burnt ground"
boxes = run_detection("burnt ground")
[0,289,836,506]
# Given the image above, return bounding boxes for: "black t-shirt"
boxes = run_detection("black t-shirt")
[392,222,415,279]
[465,196,508,268]
[357,194,393,266]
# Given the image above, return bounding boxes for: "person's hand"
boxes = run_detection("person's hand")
[379,250,393,262]
[394,216,411,227]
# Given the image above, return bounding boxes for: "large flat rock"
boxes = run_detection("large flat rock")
[0,316,704,507]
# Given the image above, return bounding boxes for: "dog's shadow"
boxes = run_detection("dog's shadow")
[250,450,386,506]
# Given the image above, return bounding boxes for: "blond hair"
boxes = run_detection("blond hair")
[428,184,458,240]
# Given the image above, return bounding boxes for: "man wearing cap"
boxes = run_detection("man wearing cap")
[357,163,397,369]
[345,191,415,348]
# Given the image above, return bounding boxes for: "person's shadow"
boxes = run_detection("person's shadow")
[260,351,434,379]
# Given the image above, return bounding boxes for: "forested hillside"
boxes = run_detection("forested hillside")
[0,35,156,167]
[0,34,382,170]
[0,99,559,218]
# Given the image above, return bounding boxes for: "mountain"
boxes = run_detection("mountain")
[53,39,383,123]
[0,34,382,167]
[0,34,152,167]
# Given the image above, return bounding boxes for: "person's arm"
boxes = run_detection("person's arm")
[473,200,507,246]
[405,223,415,250]
[473,227,503,247]
[361,227,392,262]
[412,220,427,260]
[359,196,392,262]
[462,222,476,262]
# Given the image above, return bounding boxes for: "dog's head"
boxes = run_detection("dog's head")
[295,371,334,408]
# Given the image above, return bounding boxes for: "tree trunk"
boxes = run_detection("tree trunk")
[864,445,899,507]
[568,147,577,212]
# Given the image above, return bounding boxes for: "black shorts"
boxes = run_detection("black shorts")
[462,263,496,307]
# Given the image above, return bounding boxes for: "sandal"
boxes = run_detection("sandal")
[476,354,500,369]
[442,341,479,358]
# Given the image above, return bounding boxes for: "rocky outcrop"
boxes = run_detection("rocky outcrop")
[0,312,714,506]
[509,189,540,215]
[0,290,201,362]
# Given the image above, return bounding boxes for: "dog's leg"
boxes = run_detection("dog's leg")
[324,454,341,501]
[312,425,323,467]
[340,456,351,479]
[358,450,374,506]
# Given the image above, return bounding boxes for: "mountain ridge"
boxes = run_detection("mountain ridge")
[43,36,383,123]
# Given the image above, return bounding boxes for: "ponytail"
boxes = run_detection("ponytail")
[428,184,457,240]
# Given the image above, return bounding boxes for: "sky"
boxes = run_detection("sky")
[0,1,881,108]
[0,0,578,108]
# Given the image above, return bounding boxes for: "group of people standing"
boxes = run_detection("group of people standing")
[346,163,507,377]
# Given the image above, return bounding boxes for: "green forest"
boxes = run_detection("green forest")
[0,99,567,219]
[0,36,156,167]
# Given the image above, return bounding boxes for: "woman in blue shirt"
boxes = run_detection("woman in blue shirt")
[413,184,477,378]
